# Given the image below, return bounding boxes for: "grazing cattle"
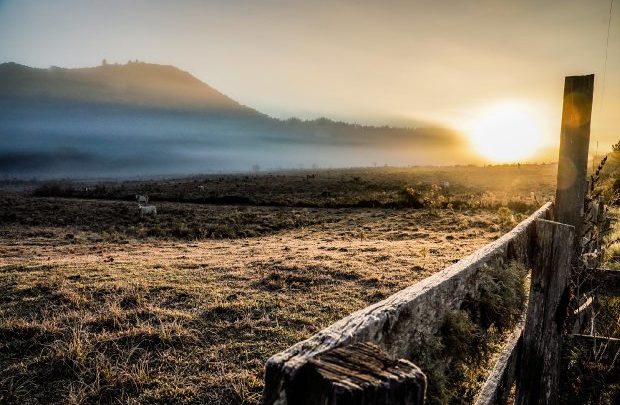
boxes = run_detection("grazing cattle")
[136,194,148,205]
[138,205,157,218]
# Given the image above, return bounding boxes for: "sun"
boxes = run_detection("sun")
[465,101,544,163]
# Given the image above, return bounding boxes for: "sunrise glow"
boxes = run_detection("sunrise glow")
[466,101,545,163]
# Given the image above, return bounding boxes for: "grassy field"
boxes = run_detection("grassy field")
[26,163,557,211]
[0,164,564,404]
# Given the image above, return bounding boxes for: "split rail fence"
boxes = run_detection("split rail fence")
[263,74,619,404]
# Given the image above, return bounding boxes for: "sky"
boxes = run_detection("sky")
[1,0,618,160]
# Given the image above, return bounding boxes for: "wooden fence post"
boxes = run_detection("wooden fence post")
[554,74,594,240]
[515,219,574,404]
[286,343,426,405]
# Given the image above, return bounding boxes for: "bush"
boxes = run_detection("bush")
[475,262,528,329]
[413,262,528,404]
[400,187,425,208]
[497,206,515,229]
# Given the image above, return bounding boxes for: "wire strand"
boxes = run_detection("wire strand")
[600,0,614,111]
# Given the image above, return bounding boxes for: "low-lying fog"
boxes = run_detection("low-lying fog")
[0,99,469,179]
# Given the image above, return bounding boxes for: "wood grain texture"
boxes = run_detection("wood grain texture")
[287,343,426,405]
[554,74,594,242]
[516,219,574,405]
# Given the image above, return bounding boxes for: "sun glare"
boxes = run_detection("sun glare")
[466,101,544,163]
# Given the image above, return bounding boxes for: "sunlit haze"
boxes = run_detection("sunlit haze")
[0,0,618,166]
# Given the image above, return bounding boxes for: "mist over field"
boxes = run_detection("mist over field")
[0,62,469,179]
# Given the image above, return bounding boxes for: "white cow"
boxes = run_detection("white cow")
[136,194,149,205]
[138,204,157,218]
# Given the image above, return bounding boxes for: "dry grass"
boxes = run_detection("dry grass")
[0,195,327,240]
[0,165,557,404]
[0,210,501,403]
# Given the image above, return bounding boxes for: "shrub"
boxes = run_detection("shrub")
[497,206,515,229]
[400,187,425,208]
[412,261,528,405]
[474,262,528,329]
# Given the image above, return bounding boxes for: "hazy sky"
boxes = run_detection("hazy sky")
[1,0,618,155]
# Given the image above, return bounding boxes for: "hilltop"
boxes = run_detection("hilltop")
[0,61,256,114]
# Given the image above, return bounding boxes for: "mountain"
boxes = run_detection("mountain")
[0,61,256,113]
[0,62,468,178]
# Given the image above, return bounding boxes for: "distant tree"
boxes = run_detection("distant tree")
[252,164,260,173]
[102,59,107,66]
[612,139,620,152]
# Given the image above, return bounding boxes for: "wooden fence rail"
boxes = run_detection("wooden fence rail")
[565,334,620,365]
[474,318,524,405]
[263,203,552,404]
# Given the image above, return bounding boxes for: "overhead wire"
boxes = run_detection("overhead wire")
[592,0,614,169]
[600,0,614,111]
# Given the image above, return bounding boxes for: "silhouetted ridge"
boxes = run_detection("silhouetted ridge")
[0,61,259,114]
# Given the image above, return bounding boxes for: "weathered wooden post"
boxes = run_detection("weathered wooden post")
[554,74,595,238]
[515,74,593,404]
[554,74,596,337]
[285,343,427,405]
[516,219,574,404]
